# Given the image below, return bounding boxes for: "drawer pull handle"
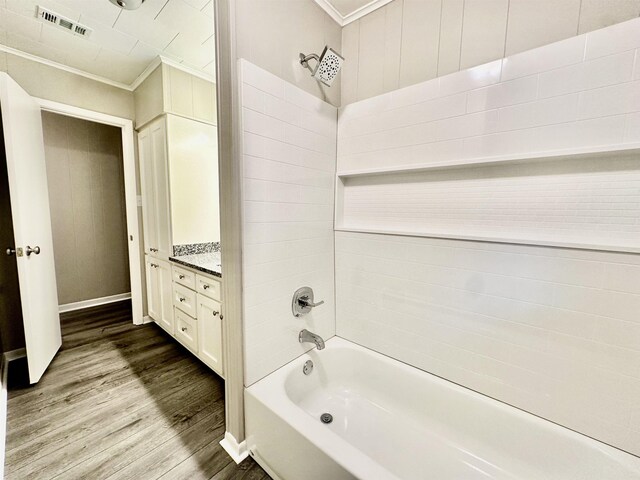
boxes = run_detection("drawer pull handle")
[181,327,187,332]
[212,310,219,316]
[179,274,185,279]
[179,297,186,302]
[203,284,210,290]
[150,247,158,252]
[151,263,158,268]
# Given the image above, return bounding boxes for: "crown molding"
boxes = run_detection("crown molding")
[129,56,162,91]
[0,43,215,93]
[313,0,393,26]
[158,55,216,84]
[0,43,133,90]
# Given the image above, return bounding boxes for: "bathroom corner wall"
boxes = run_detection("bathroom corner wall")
[335,18,640,456]
[240,60,337,386]
[234,0,342,107]
[341,0,640,104]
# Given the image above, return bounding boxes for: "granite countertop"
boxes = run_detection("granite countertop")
[169,251,222,278]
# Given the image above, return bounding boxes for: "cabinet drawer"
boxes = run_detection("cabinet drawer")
[174,308,198,353]
[196,274,221,301]
[172,283,197,318]
[172,265,196,289]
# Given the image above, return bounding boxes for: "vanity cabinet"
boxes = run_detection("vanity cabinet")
[144,256,173,335]
[139,117,171,260]
[171,264,224,377]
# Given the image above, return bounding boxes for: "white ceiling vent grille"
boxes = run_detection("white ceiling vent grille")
[36,6,92,38]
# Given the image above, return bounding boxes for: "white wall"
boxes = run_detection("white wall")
[240,60,337,386]
[335,18,640,456]
[234,0,342,107]
[341,0,640,104]
[166,114,220,246]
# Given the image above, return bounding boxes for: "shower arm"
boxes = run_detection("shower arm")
[299,52,320,73]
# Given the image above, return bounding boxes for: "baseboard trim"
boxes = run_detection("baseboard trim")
[141,315,154,325]
[220,431,249,464]
[59,293,132,313]
[3,349,26,363]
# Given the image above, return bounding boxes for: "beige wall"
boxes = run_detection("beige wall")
[0,51,135,119]
[42,112,130,306]
[234,0,342,106]
[341,0,640,104]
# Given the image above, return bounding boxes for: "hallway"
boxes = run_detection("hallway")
[4,301,268,480]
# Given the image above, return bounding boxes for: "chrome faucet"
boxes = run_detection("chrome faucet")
[292,286,325,317]
[299,329,325,350]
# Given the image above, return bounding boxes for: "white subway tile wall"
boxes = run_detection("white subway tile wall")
[337,17,640,250]
[338,18,640,172]
[335,231,640,456]
[240,60,337,386]
[340,155,640,251]
[334,18,640,456]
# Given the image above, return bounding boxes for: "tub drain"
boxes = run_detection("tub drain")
[320,413,333,424]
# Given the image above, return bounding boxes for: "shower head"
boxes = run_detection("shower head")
[299,46,344,87]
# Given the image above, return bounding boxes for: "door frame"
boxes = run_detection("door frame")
[35,98,144,325]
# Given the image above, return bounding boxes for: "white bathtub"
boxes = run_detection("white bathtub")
[245,337,640,480]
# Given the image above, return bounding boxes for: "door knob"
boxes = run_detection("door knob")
[6,247,15,256]
[25,246,41,256]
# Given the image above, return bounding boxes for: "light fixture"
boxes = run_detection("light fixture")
[108,0,145,10]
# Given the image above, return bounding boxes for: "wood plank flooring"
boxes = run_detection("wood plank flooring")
[5,300,270,480]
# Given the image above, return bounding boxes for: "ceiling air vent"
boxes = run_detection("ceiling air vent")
[36,6,92,38]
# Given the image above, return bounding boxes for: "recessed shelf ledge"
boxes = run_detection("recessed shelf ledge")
[334,227,640,254]
[337,143,640,178]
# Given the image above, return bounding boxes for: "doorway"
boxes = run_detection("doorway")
[41,111,132,315]
[36,99,143,326]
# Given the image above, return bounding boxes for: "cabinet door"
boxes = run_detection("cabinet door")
[150,119,172,260]
[157,259,174,334]
[145,255,161,321]
[138,117,171,260]
[138,128,157,257]
[196,293,224,376]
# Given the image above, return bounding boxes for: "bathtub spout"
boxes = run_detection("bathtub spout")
[299,329,325,350]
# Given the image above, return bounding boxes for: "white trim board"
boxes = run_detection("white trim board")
[313,0,393,26]
[58,293,132,314]
[220,431,249,464]
[0,43,215,93]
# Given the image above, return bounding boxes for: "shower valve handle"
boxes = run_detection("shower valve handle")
[299,296,324,308]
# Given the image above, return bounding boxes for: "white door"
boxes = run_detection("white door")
[0,73,61,383]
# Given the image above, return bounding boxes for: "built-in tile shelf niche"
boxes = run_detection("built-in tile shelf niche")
[335,145,640,254]
[336,17,640,255]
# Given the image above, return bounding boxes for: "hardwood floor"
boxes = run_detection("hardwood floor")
[4,301,270,480]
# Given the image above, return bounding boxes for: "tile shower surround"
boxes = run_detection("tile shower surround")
[240,17,640,458]
[239,59,337,387]
[336,17,640,457]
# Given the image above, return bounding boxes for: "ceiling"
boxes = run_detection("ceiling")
[0,0,215,88]
[313,0,392,26]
